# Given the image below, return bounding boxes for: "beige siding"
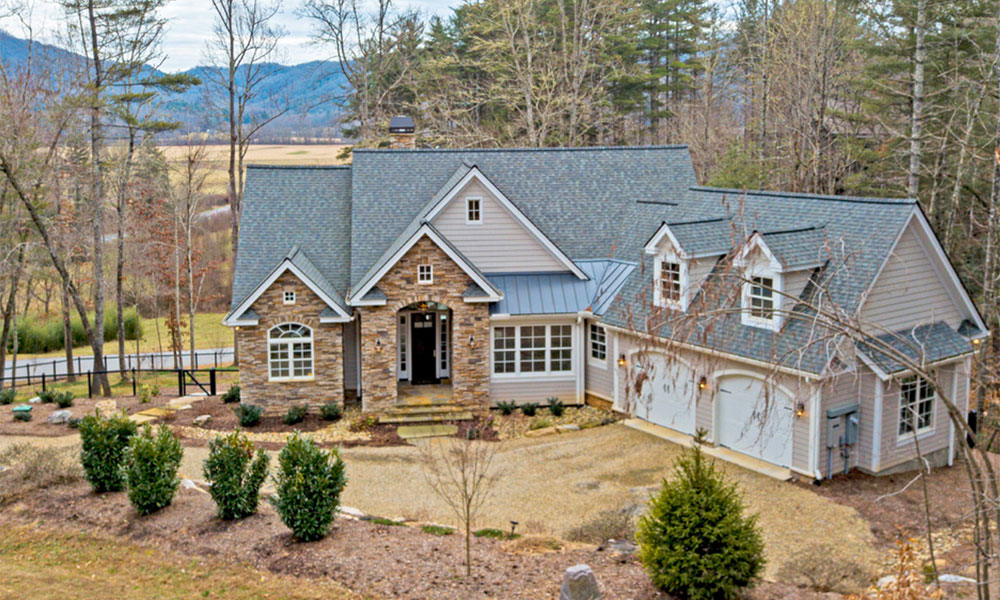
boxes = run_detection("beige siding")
[686,256,718,300]
[784,269,813,303]
[432,180,566,273]
[861,223,963,331]
[817,371,875,478]
[613,333,813,474]
[490,377,577,405]
[584,321,614,399]
[877,364,955,471]
[343,317,359,390]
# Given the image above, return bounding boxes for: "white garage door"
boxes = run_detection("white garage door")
[716,376,793,467]
[636,353,697,435]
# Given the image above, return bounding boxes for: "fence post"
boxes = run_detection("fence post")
[214,351,218,368]
[41,373,46,392]
[87,371,92,399]
[177,370,184,397]
[132,369,137,396]
[210,369,217,396]
[26,364,30,387]
[194,352,198,369]
[77,356,81,374]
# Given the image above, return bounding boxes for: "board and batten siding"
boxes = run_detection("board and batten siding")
[861,222,963,331]
[612,333,812,474]
[877,363,957,471]
[584,321,614,400]
[432,180,567,274]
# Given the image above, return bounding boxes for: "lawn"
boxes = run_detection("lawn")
[0,524,358,600]
[13,312,232,361]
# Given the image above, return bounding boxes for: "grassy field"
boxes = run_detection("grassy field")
[14,312,232,361]
[161,144,349,196]
[0,524,358,600]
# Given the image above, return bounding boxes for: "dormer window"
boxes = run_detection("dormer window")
[466,197,482,224]
[741,271,783,330]
[660,261,681,304]
[653,255,688,310]
[748,277,774,319]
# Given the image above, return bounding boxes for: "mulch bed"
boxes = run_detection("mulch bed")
[0,481,833,600]
[0,393,170,437]
[170,398,333,433]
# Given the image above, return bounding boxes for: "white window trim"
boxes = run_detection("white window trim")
[267,323,315,382]
[465,196,483,224]
[897,375,935,444]
[283,290,296,305]
[437,311,450,378]
[397,314,409,380]
[417,264,433,284]
[491,323,576,379]
[653,253,690,311]
[588,323,608,368]
[740,268,784,331]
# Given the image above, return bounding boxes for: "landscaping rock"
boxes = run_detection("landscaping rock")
[193,414,213,427]
[28,396,41,404]
[95,399,117,417]
[556,424,581,433]
[46,410,73,424]
[938,574,975,584]
[607,539,636,554]
[340,506,365,519]
[559,564,601,600]
[181,479,208,493]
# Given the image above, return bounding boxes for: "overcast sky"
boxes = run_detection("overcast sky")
[1,0,458,71]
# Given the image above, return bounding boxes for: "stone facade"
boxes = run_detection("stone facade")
[236,271,345,412]
[359,236,490,412]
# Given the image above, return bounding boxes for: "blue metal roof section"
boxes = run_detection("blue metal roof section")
[488,259,636,316]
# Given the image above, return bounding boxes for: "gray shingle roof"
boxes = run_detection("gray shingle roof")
[230,165,352,312]
[857,321,973,374]
[487,259,636,316]
[759,226,828,270]
[664,217,735,256]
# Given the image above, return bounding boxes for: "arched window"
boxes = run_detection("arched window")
[268,323,313,381]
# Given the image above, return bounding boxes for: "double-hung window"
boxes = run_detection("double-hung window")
[492,324,573,375]
[748,276,774,320]
[466,197,482,223]
[589,324,607,362]
[660,260,681,304]
[268,323,313,381]
[898,375,934,437]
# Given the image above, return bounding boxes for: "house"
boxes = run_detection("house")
[225,120,988,479]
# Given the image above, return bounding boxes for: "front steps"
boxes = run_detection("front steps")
[379,402,475,424]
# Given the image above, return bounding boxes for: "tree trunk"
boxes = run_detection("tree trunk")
[61,277,75,382]
[0,244,24,389]
[907,0,926,199]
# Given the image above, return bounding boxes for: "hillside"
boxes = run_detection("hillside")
[0,29,348,140]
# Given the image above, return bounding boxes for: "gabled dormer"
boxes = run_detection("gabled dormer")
[733,226,827,331]
[644,217,732,312]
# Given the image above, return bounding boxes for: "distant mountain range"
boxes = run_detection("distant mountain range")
[0,29,348,141]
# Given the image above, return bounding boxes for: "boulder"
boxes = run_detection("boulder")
[556,424,581,433]
[340,506,365,519]
[46,410,73,424]
[28,396,41,404]
[559,564,601,600]
[608,539,636,554]
[181,479,208,494]
[193,414,213,427]
[938,574,975,584]
[94,399,117,418]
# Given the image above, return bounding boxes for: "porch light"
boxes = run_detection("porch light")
[698,376,708,391]
[375,338,383,352]
[972,338,982,346]
[795,402,806,418]
[617,354,626,367]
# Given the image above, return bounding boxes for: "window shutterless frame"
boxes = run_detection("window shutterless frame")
[268,323,314,381]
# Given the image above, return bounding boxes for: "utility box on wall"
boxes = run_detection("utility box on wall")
[825,403,861,478]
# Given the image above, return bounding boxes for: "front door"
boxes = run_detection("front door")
[410,313,438,384]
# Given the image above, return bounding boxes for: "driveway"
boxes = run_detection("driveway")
[2,424,879,579]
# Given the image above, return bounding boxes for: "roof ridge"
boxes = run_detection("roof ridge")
[353,144,690,154]
[692,185,916,205]
[666,216,730,226]
[759,224,825,236]
[246,164,351,170]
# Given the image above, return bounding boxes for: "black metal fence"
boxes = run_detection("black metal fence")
[2,348,235,384]
[0,365,238,398]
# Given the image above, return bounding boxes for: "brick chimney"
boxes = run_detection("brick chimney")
[388,115,416,149]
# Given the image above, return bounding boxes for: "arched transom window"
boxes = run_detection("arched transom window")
[268,323,313,380]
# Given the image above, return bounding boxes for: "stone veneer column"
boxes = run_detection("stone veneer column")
[359,236,491,413]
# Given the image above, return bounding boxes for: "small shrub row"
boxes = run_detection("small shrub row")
[284,405,308,425]
[38,389,75,408]
[123,424,183,515]
[473,528,520,540]
[203,430,269,520]
[79,411,139,492]
[8,308,140,354]
[271,432,347,541]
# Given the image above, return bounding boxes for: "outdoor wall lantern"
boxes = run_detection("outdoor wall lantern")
[617,354,626,367]
[795,402,806,418]
[972,337,982,346]
[697,376,708,391]
[375,338,383,353]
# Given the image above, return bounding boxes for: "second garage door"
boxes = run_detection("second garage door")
[636,353,697,435]
[716,375,794,467]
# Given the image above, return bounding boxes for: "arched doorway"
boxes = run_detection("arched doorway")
[397,301,451,386]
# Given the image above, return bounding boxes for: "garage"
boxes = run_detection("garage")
[716,375,794,467]
[635,353,697,435]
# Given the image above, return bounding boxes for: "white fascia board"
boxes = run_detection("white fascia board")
[734,232,785,272]
[319,314,354,323]
[643,222,688,258]
[225,261,351,326]
[423,167,588,280]
[226,318,259,327]
[349,224,503,305]
[352,298,388,307]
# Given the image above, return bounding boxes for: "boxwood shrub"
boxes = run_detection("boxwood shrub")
[283,404,308,426]
[271,432,347,541]
[233,404,263,427]
[123,424,183,515]
[320,402,343,421]
[221,385,240,404]
[0,388,15,405]
[79,411,138,492]
[203,430,270,520]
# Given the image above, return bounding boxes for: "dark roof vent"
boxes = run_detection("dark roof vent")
[389,115,415,134]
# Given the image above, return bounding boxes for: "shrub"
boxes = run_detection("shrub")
[496,401,516,416]
[9,308,140,354]
[529,417,553,430]
[777,542,872,593]
[54,392,74,408]
[566,507,636,544]
[636,441,765,600]
[365,516,404,526]
[123,424,183,515]
[284,405,308,425]
[271,432,347,541]
[847,539,942,600]
[320,402,343,421]
[349,414,377,432]
[221,385,240,404]
[202,430,270,520]
[138,383,159,404]
[547,398,565,417]
[422,524,455,536]
[37,390,56,404]
[233,404,262,427]
[0,388,15,405]
[0,443,82,501]
[78,411,138,492]
[520,402,538,416]
[13,411,31,422]
[474,527,520,540]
